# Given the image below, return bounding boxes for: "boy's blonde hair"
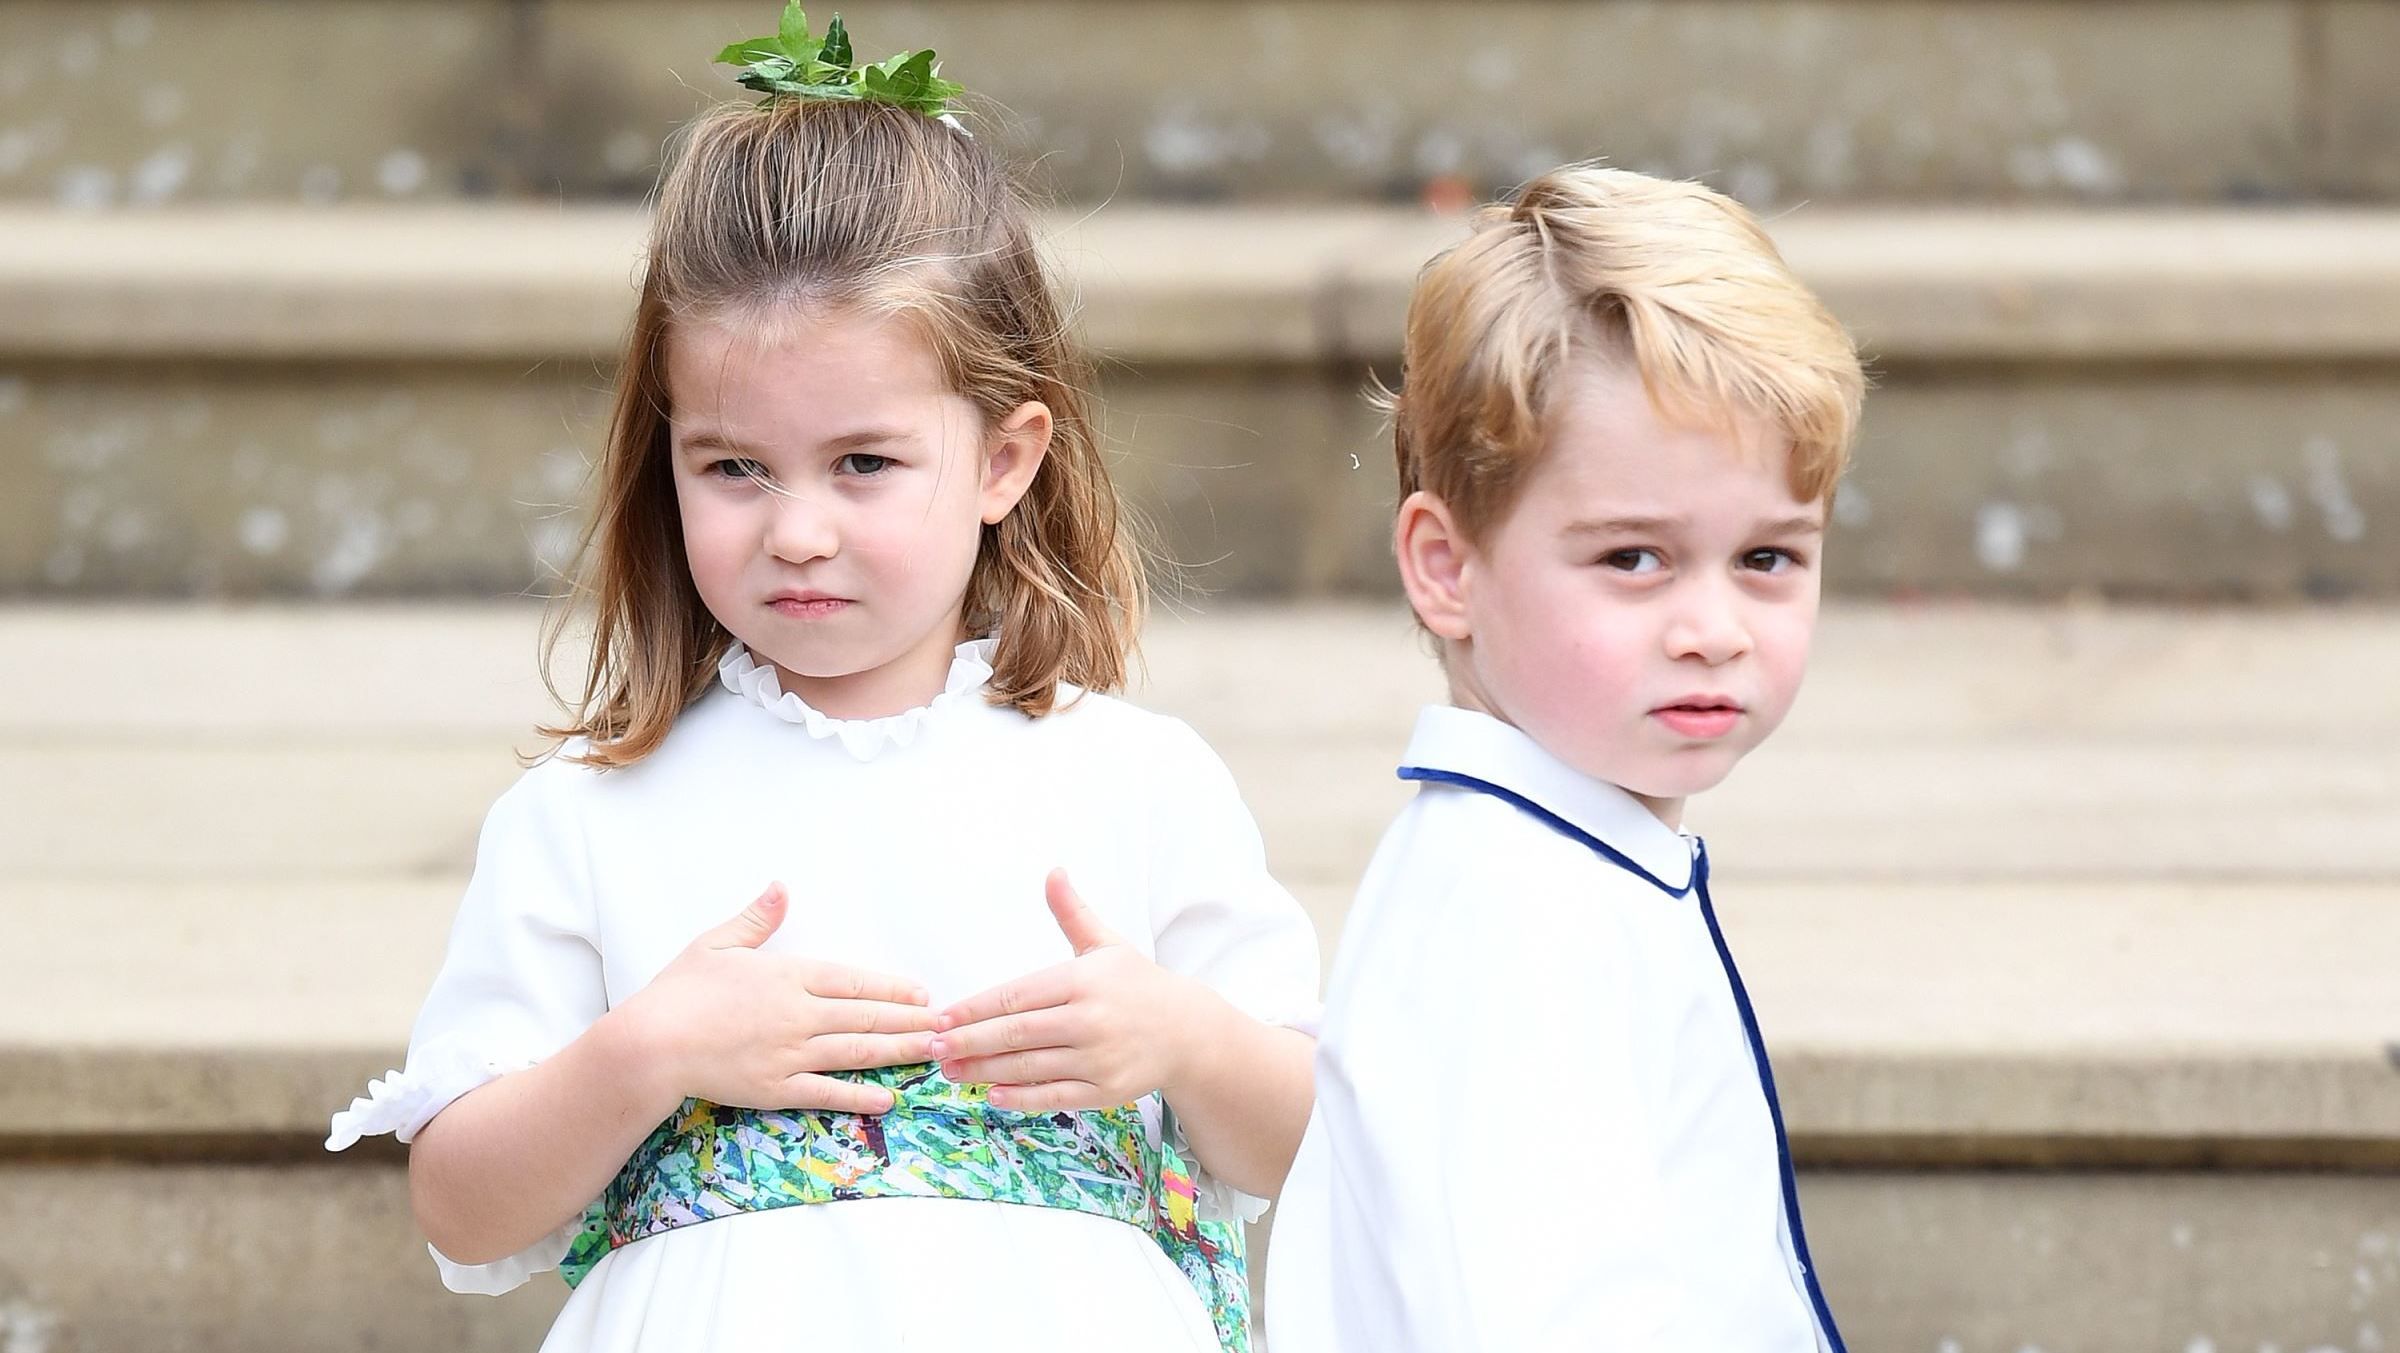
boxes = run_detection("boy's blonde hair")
[1391,164,1864,543]
[539,99,1143,769]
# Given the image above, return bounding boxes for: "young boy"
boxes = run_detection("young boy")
[1265,164,1866,1352]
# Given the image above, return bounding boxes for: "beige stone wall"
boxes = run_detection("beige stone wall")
[0,0,2386,207]
[7,356,2398,599]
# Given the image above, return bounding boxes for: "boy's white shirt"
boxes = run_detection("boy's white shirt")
[1266,704,1830,1353]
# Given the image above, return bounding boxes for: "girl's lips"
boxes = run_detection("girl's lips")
[1652,705,1742,739]
[769,596,851,618]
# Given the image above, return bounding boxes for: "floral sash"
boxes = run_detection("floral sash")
[561,1063,1250,1351]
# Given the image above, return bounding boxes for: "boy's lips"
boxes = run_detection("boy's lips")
[1651,696,1744,739]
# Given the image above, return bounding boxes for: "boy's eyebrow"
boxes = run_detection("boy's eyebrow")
[1563,515,1683,536]
[1563,514,1826,536]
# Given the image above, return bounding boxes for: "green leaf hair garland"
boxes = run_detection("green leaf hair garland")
[715,3,967,126]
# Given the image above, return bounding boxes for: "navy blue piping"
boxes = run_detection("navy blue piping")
[1401,766,1846,1351]
[1693,850,1848,1353]
[1395,767,1692,897]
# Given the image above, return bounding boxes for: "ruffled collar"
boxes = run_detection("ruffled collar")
[715,635,997,761]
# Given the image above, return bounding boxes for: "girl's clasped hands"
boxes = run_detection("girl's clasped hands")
[624,869,1209,1116]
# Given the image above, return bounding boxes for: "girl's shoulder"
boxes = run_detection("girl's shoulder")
[497,733,607,813]
[1031,686,1250,811]
[498,713,705,812]
[1032,685,1220,766]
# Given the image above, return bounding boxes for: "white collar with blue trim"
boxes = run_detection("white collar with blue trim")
[1397,704,1697,894]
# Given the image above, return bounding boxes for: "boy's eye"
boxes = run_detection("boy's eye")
[1742,547,1805,573]
[837,453,895,477]
[1600,547,1665,575]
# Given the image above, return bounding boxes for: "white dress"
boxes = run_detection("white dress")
[328,637,1320,1353]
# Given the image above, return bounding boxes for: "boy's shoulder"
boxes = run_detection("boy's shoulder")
[1397,776,1628,882]
[1327,786,1652,1045]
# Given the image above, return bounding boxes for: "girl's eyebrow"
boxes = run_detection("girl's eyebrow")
[675,427,917,457]
[820,427,917,453]
[677,431,763,457]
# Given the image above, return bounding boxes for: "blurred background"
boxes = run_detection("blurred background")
[2,2,2396,1350]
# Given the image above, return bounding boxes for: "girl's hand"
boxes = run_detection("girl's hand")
[930,869,1211,1113]
[620,883,940,1116]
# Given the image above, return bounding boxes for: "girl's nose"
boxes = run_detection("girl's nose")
[764,491,839,564]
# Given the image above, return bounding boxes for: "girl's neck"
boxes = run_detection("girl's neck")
[767,609,975,722]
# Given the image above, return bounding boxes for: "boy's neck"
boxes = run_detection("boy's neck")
[1443,679,1687,832]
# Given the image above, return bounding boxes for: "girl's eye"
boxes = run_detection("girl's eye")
[708,458,769,482]
[837,453,894,477]
[1600,547,1665,575]
[1742,547,1805,573]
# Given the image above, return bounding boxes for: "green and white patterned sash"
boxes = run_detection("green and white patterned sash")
[562,1063,1250,1352]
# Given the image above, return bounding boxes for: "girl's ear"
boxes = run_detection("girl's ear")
[1395,490,1476,641]
[980,401,1054,524]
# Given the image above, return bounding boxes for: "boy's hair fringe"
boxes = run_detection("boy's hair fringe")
[1387,163,1867,544]
[536,99,1144,769]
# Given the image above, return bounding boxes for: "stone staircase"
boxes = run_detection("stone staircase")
[6,602,2398,1353]
[3,1,2399,1351]
[4,202,2398,602]
[5,1,2396,207]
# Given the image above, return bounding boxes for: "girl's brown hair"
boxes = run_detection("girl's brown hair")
[537,99,1144,769]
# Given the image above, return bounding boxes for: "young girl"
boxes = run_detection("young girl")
[325,14,1318,1352]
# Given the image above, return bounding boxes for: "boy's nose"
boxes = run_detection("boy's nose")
[1665,592,1752,666]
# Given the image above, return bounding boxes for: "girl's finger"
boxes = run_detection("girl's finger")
[1045,869,1125,955]
[934,963,1075,1033]
[777,1073,900,1116]
[814,997,943,1035]
[694,883,788,951]
[941,1047,1082,1087]
[799,959,931,1007]
[927,1007,1072,1060]
[801,1031,940,1072]
[986,1080,1106,1114]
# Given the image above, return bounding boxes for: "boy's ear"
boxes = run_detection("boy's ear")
[1395,490,1475,642]
[981,400,1054,524]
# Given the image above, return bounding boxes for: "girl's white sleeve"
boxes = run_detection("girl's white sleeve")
[1144,719,1324,1222]
[324,760,608,1295]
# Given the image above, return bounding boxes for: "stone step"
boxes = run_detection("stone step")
[4,205,2399,600]
[6,1162,2395,1353]
[10,870,2399,1353]
[3,600,2396,1351]
[6,602,2399,886]
[1,0,2394,208]
[14,875,2398,1154]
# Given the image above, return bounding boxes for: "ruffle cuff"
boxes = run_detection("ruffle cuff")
[328,1045,580,1295]
[431,1218,579,1295]
[324,1043,534,1151]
